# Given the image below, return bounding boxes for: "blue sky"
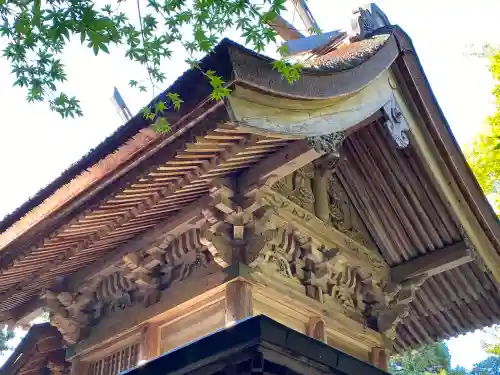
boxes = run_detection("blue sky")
[0,0,499,370]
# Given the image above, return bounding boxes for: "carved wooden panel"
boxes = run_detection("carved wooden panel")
[271,163,376,249]
[42,229,215,344]
[272,165,315,213]
[327,174,375,248]
[159,299,225,354]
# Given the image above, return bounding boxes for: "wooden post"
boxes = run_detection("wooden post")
[307,316,327,343]
[313,166,330,223]
[69,358,88,375]
[369,347,389,372]
[225,279,253,326]
[138,324,160,363]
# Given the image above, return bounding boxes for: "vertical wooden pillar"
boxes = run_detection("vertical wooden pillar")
[138,324,160,363]
[313,166,330,223]
[369,347,389,372]
[307,317,327,343]
[70,358,88,375]
[225,278,253,326]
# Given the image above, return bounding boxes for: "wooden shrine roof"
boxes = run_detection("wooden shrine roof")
[1,323,67,375]
[0,27,499,353]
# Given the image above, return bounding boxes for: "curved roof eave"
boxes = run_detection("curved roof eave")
[0,34,402,253]
[3,27,497,275]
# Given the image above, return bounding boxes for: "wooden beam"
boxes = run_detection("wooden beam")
[66,194,214,291]
[267,15,305,41]
[307,317,326,343]
[390,241,472,283]
[238,140,322,196]
[13,298,44,324]
[138,324,160,362]
[369,347,389,372]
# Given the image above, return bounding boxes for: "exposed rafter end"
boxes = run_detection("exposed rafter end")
[390,241,472,284]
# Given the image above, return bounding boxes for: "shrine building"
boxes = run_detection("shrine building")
[1,4,500,375]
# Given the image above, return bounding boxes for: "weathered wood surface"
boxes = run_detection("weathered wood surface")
[390,241,472,283]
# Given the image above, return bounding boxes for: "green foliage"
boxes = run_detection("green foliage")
[0,0,297,125]
[482,326,500,356]
[465,47,500,212]
[389,340,500,375]
[389,342,453,375]
[0,327,14,353]
[469,356,500,375]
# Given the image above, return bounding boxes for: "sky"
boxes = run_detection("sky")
[0,0,500,370]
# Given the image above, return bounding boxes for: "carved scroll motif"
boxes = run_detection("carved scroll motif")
[247,222,428,338]
[260,186,386,274]
[41,290,89,344]
[382,95,410,149]
[42,228,212,343]
[271,165,382,275]
[272,165,315,213]
[247,225,387,320]
[306,131,346,155]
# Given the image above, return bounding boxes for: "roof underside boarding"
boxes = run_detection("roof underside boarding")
[337,120,500,352]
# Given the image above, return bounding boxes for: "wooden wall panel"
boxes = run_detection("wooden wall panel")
[159,299,226,354]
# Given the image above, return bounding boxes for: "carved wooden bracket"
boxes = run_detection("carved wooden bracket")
[198,185,279,268]
[244,223,386,323]
[374,274,428,339]
[258,185,388,278]
[382,95,410,149]
[41,229,212,344]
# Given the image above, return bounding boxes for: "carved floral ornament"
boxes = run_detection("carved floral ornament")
[261,183,385,273]
[41,229,211,344]
[261,177,425,338]
[246,222,426,338]
[306,131,346,155]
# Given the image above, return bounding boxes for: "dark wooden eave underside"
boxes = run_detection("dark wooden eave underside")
[336,121,500,352]
[1,323,66,375]
[0,108,296,312]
